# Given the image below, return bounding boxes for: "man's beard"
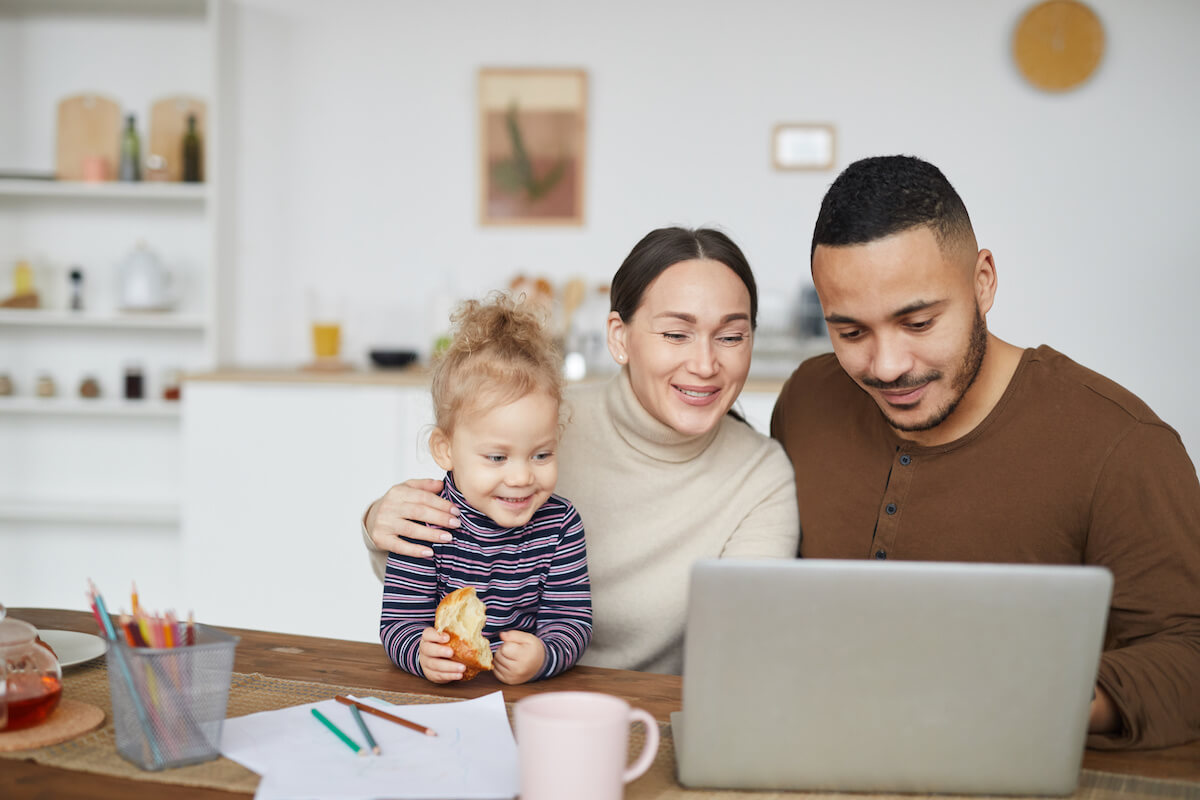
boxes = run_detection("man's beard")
[862,308,988,433]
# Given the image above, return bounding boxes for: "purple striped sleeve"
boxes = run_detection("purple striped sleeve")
[534,504,592,679]
[380,549,439,677]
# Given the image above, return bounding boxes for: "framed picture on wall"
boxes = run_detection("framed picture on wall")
[772,123,836,171]
[479,68,587,226]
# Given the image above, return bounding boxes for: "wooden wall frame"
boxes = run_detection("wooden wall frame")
[772,123,836,171]
[478,68,587,226]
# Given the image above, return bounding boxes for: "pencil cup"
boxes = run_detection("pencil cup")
[105,625,239,771]
[515,692,660,800]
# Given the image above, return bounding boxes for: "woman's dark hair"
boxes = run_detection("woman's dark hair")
[610,227,758,329]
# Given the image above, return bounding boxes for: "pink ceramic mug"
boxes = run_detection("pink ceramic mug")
[515,691,660,800]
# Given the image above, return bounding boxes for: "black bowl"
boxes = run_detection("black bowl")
[369,349,418,369]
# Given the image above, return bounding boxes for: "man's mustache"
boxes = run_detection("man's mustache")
[861,371,942,391]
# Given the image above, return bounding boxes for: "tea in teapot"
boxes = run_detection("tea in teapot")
[0,614,63,731]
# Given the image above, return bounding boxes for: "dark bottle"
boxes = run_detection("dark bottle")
[182,113,202,183]
[68,267,84,311]
[119,114,141,182]
[124,365,144,400]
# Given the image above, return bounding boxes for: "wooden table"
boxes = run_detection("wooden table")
[3,608,1198,798]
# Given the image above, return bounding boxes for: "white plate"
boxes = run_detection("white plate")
[36,629,107,668]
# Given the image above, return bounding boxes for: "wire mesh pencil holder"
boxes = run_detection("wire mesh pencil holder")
[105,624,239,771]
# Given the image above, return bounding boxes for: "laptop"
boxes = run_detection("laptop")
[673,559,1112,796]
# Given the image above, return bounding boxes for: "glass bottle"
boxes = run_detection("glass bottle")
[68,267,84,311]
[124,365,145,400]
[182,113,202,183]
[119,114,141,182]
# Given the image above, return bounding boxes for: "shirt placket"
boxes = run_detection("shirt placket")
[869,449,917,559]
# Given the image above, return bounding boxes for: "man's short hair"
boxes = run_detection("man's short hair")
[810,155,976,261]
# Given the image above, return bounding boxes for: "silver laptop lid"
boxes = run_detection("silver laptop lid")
[677,559,1112,795]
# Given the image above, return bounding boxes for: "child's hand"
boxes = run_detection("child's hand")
[492,630,546,685]
[418,627,466,683]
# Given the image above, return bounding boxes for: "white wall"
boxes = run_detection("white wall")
[219,0,1200,458]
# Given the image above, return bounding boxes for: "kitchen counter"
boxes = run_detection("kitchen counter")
[179,366,792,642]
[185,366,789,394]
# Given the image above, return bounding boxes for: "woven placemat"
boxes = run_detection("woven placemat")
[2,660,1198,799]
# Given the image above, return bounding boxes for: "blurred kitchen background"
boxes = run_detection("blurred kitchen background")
[3,0,1198,641]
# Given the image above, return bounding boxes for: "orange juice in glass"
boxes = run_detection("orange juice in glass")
[308,291,344,364]
[312,322,341,359]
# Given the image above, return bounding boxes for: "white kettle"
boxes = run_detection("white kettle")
[118,241,177,311]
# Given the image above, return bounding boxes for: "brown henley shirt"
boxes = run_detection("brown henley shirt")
[770,345,1200,749]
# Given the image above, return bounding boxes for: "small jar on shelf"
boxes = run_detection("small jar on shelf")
[162,369,182,402]
[35,374,56,398]
[123,365,144,400]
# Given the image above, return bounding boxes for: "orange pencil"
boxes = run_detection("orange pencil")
[131,581,141,616]
[334,695,437,737]
[165,610,179,648]
[118,613,138,646]
[162,615,174,648]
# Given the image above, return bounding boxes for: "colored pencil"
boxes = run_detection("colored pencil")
[89,581,166,767]
[136,613,154,648]
[118,614,142,647]
[165,610,180,648]
[85,591,105,632]
[186,610,195,646]
[348,704,381,755]
[311,708,365,756]
[334,695,438,737]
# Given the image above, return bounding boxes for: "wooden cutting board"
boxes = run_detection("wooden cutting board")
[148,95,207,182]
[55,93,122,181]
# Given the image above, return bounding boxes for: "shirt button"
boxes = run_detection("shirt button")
[885,503,897,515]
[875,550,888,559]
[899,454,911,465]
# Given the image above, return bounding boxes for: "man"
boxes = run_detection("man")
[770,155,1200,750]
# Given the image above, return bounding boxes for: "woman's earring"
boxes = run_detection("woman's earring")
[617,354,626,362]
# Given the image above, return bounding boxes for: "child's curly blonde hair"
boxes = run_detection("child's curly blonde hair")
[430,291,564,434]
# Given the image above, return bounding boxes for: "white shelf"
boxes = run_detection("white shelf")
[0,309,206,331]
[0,179,207,201]
[0,0,205,19]
[0,396,181,417]
[0,498,180,526]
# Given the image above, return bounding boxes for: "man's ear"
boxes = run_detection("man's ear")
[974,248,998,315]
[429,427,454,471]
[606,311,628,365]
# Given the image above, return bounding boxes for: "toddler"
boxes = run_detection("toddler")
[380,293,592,684]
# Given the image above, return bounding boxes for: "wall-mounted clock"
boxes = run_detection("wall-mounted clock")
[1013,1,1106,91]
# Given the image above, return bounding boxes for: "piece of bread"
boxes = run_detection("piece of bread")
[434,586,493,681]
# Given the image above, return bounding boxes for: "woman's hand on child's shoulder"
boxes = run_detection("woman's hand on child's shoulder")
[492,630,546,685]
[418,627,467,683]
[366,479,462,558]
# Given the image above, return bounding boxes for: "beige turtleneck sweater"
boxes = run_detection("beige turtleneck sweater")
[367,369,800,675]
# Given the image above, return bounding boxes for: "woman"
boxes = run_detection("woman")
[364,227,799,674]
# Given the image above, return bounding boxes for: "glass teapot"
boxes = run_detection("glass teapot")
[0,604,63,731]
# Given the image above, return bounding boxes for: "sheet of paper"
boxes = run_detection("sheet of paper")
[220,691,518,800]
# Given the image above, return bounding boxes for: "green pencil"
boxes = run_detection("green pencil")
[311,708,365,756]
[349,704,382,755]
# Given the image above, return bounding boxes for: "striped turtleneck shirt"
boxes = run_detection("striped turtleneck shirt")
[380,473,592,680]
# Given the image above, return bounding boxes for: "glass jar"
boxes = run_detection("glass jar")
[124,365,144,400]
[35,374,56,398]
[0,615,63,730]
